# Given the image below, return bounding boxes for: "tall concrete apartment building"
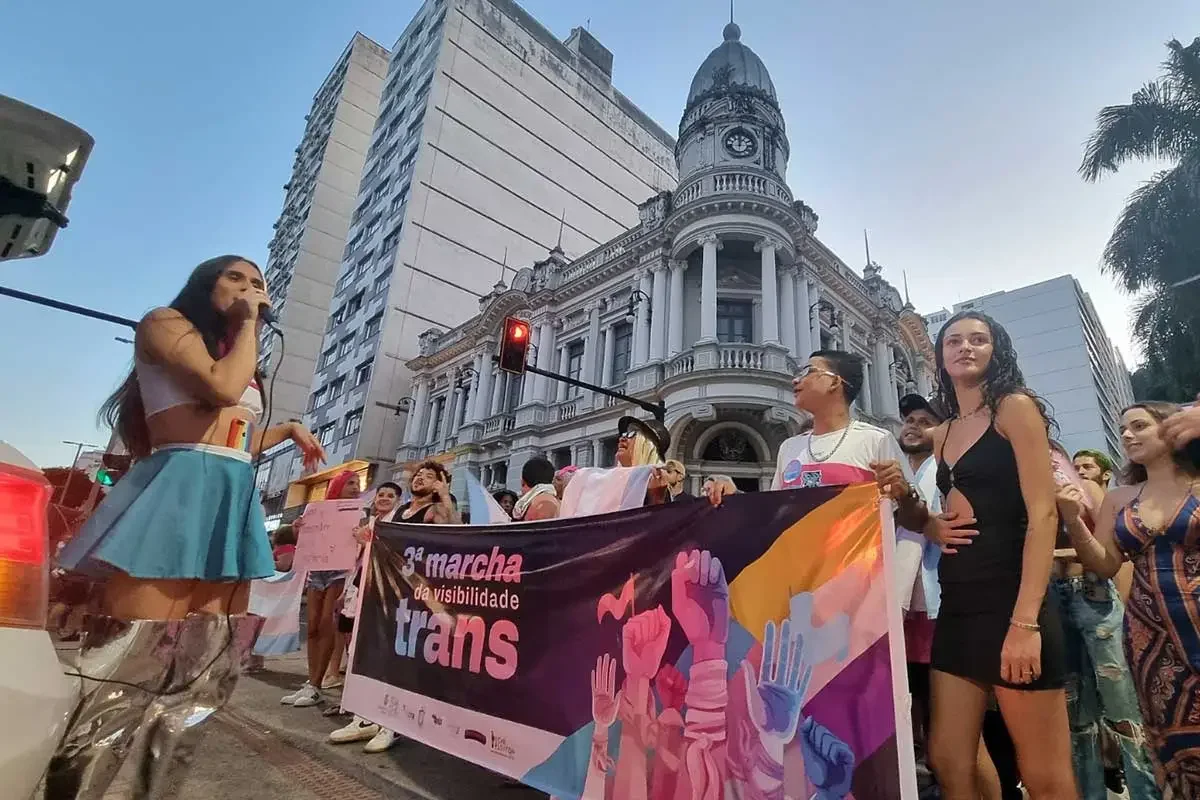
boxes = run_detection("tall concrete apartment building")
[924,276,1135,459]
[283,0,676,488]
[259,33,390,426]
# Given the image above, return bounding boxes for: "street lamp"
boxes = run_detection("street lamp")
[626,289,651,323]
[1171,274,1200,290]
[59,439,99,503]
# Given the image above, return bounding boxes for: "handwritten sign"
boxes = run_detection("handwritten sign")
[293,499,363,572]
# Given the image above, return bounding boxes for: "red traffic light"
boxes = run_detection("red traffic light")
[498,316,531,375]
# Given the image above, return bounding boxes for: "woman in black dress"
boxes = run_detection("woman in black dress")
[925,311,1075,799]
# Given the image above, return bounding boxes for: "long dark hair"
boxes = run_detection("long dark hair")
[933,310,1055,431]
[100,255,261,459]
[1119,401,1198,484]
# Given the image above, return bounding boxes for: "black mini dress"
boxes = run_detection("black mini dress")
[931,421,1066,690]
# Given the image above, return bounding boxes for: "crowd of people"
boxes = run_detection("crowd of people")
[39,254,1200,800]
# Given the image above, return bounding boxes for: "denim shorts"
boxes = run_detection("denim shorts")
[305,570,345,591]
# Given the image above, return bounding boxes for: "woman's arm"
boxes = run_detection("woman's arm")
[251,421,326,469]
[138,307,259,406]
[996,394,1058,625]
[1060,487,1128,579]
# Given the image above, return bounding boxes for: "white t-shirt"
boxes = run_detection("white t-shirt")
[770,421,924,612]
[771,421,913,490]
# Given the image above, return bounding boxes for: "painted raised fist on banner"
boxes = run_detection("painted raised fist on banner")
[800,716,855,800]
[654,663,688,712]
[621,605,672,682]
[670,549,729,661]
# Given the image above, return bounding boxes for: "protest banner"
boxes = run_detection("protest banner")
[342,483,916,799]
[292,498,363,572]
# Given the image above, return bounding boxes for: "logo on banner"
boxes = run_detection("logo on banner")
[800,469,822,488]
[490,731,516,760]
[378,693,401,718]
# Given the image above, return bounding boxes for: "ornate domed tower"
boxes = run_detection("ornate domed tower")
[676,22,789,192]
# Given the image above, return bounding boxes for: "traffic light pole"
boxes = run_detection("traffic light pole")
[514,361,666,421]
[0,284,138,329]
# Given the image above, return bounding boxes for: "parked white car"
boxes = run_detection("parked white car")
[0,441,78,798]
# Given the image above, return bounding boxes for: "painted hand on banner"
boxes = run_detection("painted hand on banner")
[591,653,620,730]
[654,664,688,712]
[671,549,729,662]
[621,606,672,682]
[744,619,810,745]
[799,716,855,800]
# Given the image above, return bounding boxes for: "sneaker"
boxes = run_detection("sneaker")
[321,676,344,690]
[323,705,350,718]
[280,682,318,705]
[363,728,398,753]
[329,716,380,744]
[291,684,322,708]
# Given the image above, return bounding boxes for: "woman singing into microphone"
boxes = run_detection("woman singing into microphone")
[49,255,325,799]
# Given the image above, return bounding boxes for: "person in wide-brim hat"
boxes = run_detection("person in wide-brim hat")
[617,415,671,467]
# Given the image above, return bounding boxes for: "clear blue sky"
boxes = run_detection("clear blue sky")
[3,0,1197,466]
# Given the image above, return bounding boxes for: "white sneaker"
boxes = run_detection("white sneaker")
[363,728,398,754]
[280,682,318,705]
[320,675,344,690]
[329,716,380,744]
[291,683,322,707]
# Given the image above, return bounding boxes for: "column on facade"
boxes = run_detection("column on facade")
[667,260,685,356]
[601,323,616,387]
[779,266,797,357]
[581,301,602,402]
[887,352,901,417]
[632,271,652,367]
[872,336,892,418]
[860,359,873,416]
[535,320,556,402]
[466,353,484,422]
[556,343,569,402]
[917,362,933,397]
[808,281,822,353]
[425,394,442,445]
[490,369,506,415]
[403,378,428,444]
[474,353,494,421]
[520,325,540,405]
[592,438,604,468]
[756,238,780,345]
[698,234,720,343]
[649,263,668,361]
[795,269,811,357]
[443,386,462,449]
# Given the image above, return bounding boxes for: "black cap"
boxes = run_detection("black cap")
[899,393,945,421]
[617,415,671,458]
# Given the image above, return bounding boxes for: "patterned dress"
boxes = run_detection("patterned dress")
[1115,493,1200,796]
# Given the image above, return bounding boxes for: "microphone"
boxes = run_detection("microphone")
[259,304,278,326]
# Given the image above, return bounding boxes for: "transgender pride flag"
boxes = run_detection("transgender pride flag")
[248,569,305,655]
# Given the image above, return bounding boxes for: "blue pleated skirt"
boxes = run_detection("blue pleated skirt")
[57,444,274,581]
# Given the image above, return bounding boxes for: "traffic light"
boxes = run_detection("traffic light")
[498,316,531,375]
[96,454,132,487]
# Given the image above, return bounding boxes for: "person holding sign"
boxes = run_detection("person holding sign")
[281,470,361,708]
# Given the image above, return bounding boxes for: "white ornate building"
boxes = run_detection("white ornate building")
[396,21,935,493]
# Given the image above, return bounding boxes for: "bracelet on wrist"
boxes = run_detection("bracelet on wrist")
[1009,618,1040,632]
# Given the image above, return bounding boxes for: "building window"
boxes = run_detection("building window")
[338,335,356,358]
[318,423,337,447]
[328,305,345,331]
[320,345,337,369]
[372,267,392,295]
[612,323,633,384]
[398,152,416,174]
[354,361,372,387]
[365,214,382,240]
[310,385,329,410]
[372,176,392,204]
[716,300,753,344]
[406,113,425,139]
[390,184,410,216]
[429,397,445,441]
[343,233,362,258]
[343,408,363,438]
[356,253,373,276]
[328,376,345,400]
[363,312,383,340]
[381,225,403,253]
[336,270,355,294]
[566,340,585,396]
[347,291,365,315]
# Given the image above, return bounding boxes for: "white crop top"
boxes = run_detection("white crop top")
[136,359,264,422]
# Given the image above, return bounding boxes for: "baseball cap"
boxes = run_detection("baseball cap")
[899,394,946,421]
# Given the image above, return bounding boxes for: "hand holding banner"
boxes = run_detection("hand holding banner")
[293,498,363,572]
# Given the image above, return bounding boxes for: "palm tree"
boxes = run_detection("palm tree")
[1081,37,1200,399]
